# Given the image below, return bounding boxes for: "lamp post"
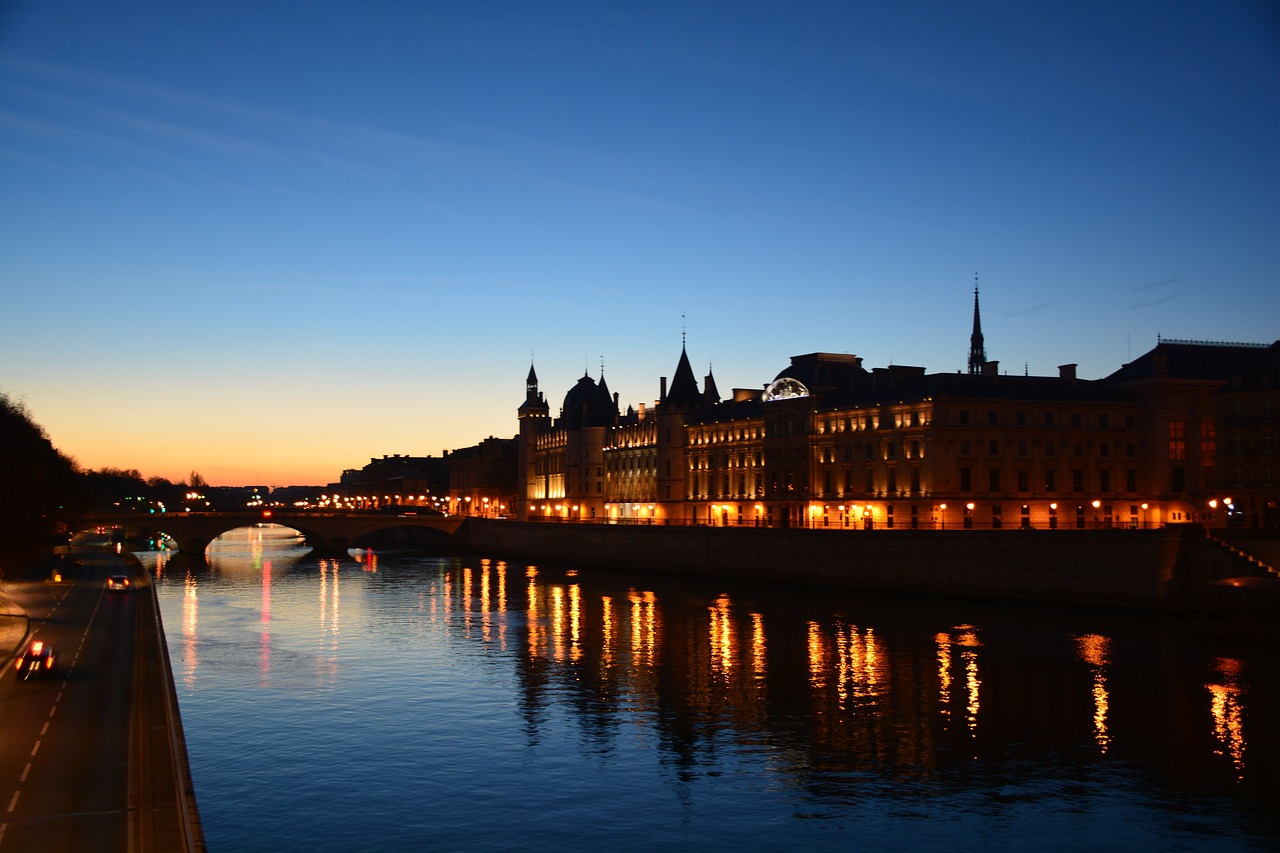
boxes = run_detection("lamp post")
[937,503,947,530]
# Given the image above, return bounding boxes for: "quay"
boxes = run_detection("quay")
[456,518,1280,615]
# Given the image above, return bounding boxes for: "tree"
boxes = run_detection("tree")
[0,393,79,577]
[188,471,208,489]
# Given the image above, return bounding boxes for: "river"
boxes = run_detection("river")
[141,524,1279,851]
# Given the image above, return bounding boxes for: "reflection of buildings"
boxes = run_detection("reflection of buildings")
[514,293,1279,529]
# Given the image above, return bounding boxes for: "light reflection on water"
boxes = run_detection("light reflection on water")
[144,525,1279,852]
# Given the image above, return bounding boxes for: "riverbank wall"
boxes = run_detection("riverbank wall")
[457,520,1271,611]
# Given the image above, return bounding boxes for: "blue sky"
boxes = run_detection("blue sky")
[2,1,1277,486]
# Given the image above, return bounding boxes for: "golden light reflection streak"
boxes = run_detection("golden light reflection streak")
[709,594,733,676]
[552,586,565,662]
[1075,633,1112,753]
[182,571,198,691]
[569,583,582,662]
[1207,656,1246,780]
[601,596,615,669]
[628,590,659,667]
[954,625,981,734]
[807,621,826,689]
[463,566,473,634]
[751,612,766,679]
[936,632,953,725]
[642,591,658,666]
[527,567,542,660]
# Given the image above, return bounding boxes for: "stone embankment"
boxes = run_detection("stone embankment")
[458,519,1276,612]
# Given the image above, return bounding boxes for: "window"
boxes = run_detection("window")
[1125,414,1134,428]
[1045,469,1057,491]
[960,467,972,492]
[1100,443,1110,457]
[1074,442,1083,457]
[1100,470,1110,492]
[1017,411,1027,426]
[1126,469,1136,492]
[1072,468,1084,492]
[1169,420,1186,460]
[960,410,970,425]
[988,469,1000,492]
[1072,413,1081,427]
[887,469,898,493]
[1017,441,1027,456]
[989,440,999,455]
[961,439,970,455]
[1017,470,1028,492]
[989,410,999,425]
[1099,414,1109,428]
[1202,423,1216,467]
[1044,412,1054,427]
[911,468,921,493]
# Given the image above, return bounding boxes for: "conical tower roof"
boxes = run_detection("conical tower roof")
[666,345,702,407]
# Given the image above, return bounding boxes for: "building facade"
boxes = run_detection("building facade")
[515,302,1278,529]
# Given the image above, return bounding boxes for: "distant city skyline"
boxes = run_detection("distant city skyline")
[2,2,1277,486]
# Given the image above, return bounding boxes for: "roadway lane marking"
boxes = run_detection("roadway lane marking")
[39,723,48,737]
[29,743,39,758]
[19,765,30,783]
[6,791,17,813]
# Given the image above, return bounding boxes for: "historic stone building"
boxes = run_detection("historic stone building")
[515,294,1278,530]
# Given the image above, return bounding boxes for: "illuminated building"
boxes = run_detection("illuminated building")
[515,295,1278,529]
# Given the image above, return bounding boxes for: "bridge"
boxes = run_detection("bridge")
[74,511,464,557]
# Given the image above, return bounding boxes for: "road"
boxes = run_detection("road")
[0,550,203,852]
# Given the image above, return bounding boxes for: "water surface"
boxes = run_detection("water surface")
[144,525,1280,851]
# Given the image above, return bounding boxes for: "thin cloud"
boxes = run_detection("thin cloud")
[1005,302,1049,317]
[1131,292,1181,309]
[1133,275,1182,290]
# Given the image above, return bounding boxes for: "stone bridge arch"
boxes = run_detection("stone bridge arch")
[73,512,462,559]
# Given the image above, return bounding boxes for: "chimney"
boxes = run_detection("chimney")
[660,377,668,402]
[981,360,999,377]
[1058,363,1077,381]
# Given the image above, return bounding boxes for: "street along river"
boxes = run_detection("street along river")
[141,524,1279,852]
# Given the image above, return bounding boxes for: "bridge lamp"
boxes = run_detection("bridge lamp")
[1091,500,1101,509]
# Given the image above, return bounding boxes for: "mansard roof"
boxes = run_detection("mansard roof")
[1104,340,1275,384]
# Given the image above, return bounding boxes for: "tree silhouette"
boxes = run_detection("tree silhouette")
[0,393,79,577]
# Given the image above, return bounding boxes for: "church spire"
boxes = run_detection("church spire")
[968,274,986,375]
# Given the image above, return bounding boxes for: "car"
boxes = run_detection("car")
[15,640,56,681]
[107,575,131,592]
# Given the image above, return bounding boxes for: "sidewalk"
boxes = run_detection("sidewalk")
[0,586,31,663]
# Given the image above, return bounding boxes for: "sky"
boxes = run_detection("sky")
[2,1,1278,487]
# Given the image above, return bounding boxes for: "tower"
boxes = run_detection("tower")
[517,362,549,519]
[968,275,986,375]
